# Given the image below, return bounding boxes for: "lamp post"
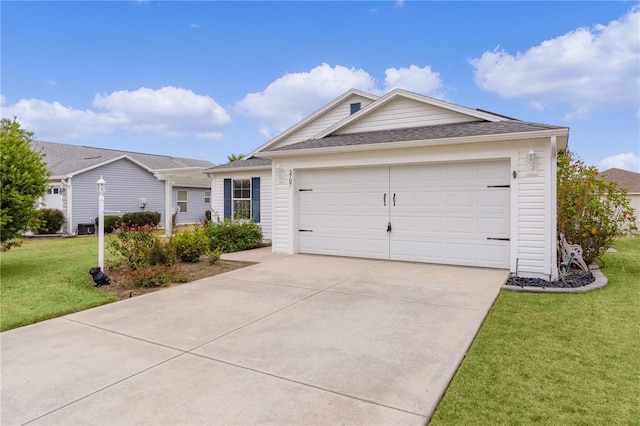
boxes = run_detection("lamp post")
[97,176,106,270]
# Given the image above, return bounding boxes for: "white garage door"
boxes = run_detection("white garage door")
[297,160,510,268]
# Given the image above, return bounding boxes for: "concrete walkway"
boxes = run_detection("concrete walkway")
[1,249,507,425]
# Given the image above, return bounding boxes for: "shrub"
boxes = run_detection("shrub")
[107,223,159,270]
[121,211,161,227]
[557,151,637,264]
[94,215,121,233]
[206,219,263,253]
[208,247,223,265]
[172,229,210,262]
[127,265,176,288]
[35,209,65,234]
[149,238,178,267]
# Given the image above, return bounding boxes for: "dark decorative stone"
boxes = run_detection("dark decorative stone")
[506,272,595,289]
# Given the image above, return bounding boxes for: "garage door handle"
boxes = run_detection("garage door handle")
[383,193,386,206]
[487,237,510,241]
[393,193,396,206]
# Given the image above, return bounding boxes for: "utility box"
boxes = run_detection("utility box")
[77,223,96,235]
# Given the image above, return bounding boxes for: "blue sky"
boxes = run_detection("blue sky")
[2,1,639,171]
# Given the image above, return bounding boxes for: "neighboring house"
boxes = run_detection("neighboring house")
[207,88,570,280]
[33,141,214,235]
[601,167,640,232]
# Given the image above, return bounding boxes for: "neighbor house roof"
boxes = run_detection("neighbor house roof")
[601,168,640,194]
[260,120,568,155]
[33,141,214,178]
[204,156,272,173]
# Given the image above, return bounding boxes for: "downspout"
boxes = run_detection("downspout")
[60,177,73,234]
[550,135,559,280]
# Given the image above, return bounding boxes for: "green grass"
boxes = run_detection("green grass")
[1,237,118,331]
[430,237,640,425]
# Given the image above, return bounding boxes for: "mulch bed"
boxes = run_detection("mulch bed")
[97,259,255,299]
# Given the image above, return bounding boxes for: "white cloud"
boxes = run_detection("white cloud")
[471,6,640,118]
[384,65,443,97]
[1,86,230,141]
[236,63,445,138]
[598,152,640,172]
[190,23,201,29]
[94,86,230,135]
[2,98,128,139]
[236,63,379,137]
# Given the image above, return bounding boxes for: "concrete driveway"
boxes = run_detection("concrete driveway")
[1,249,508,425]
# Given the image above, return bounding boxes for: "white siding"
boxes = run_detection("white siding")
[211,170,272,242]
[268,95,375,150]
[273,168,291,253]
[515,141,551,277]
[70,158,165,233]
[336,97,481,135]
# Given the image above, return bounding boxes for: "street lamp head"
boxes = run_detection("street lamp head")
[97,176,106,195]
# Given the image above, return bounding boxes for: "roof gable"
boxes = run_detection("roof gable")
[33,141,214,178]
[314,89,510,139]
[249,89,379,154]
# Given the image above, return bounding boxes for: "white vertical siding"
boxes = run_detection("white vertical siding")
[211,170,272,242]
[273,167,291,253]
[70,159,165,233]
[268,95,375,150]
[336,97,481,135]
[515,141,550,277]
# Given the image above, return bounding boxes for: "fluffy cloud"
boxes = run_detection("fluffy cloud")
[384,65,443,97]
[1,87,230,140]
[236,63,443,137]
[471,6,640,118]
[598,152,640,172]
[94,86,230,135]
[236,63,379,136]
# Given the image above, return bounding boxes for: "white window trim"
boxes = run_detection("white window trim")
[177,190,188,213]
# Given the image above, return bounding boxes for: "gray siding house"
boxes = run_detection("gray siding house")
[33,141,214,235]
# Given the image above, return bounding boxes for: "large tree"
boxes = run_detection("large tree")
[1,118,50,249]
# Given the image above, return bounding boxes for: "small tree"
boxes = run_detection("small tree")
[557,150,636,264]
[0,118,50,249]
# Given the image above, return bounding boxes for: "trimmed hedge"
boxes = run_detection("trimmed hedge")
[121,211,161,227]
[94,215,121,233]
[206,219,263,253]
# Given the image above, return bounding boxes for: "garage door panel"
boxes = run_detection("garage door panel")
[298,161,510,268]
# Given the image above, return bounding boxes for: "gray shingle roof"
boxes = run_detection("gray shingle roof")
[32,141,215,177]
[205,157,272,172]
[268,120,567,152]
[601,168,640,193]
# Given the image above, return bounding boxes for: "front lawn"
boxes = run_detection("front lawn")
[430,237,639,424]
[0,237,118,331]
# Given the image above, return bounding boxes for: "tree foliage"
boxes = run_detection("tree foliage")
[557,150,636,264]
[226,153,245,162]
[0,118,50,249]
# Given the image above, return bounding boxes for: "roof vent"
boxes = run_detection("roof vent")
[350,102,361,115]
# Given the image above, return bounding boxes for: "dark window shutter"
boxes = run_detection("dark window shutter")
[251,177,260,223]
[223,179,231,220]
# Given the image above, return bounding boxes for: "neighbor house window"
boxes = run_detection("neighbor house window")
[232,179,251,219]
[177,190,188,213]
[47,187,60,195]
[204,190,211,204]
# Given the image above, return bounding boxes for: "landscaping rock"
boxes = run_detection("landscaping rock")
[506,272,595,289]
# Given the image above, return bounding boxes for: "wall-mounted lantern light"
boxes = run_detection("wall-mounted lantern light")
[528,149,536,171]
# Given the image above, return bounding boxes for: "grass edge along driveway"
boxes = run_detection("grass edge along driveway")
[430,237,639,425]
[1,237,117,332]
